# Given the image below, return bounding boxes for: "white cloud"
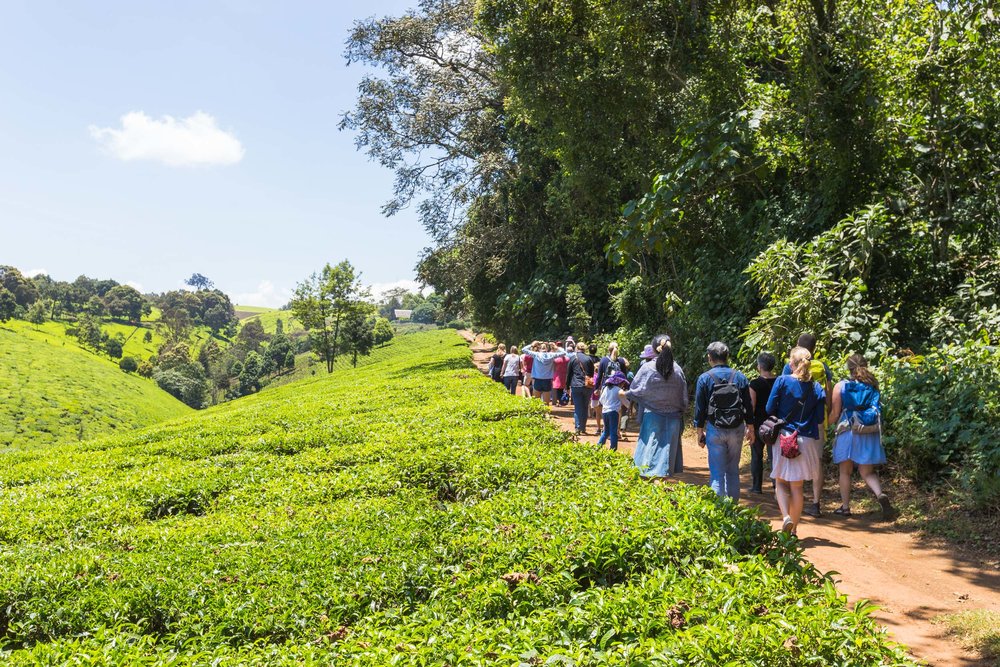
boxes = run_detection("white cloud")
[24,268,48,278]
[369,279,427,300]
[89,111,245,167]
[125,280,144,292]
[232,280,289,309]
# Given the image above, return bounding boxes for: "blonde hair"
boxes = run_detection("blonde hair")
[510,345,519,355]
[789,346,812,382]
[497,344,507,355]
[608,341,619,361]
[847,354,878,390]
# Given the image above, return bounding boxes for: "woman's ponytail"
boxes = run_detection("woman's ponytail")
[789,346,812,382]
[651,334,674,379]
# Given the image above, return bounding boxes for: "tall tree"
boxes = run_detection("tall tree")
[185,273,214,290]
[339,310,376,367]
[290,261,371,373]
[104,285,149,323]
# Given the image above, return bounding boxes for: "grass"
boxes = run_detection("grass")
[0,329,915,665]
[233,304,274,317]
[0,323,191,449]
[236,308,303,336]
[936,610,1000,665]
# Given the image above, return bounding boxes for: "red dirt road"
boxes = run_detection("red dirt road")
[465,334,1000,666]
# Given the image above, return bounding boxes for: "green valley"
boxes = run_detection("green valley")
[0,330,913,665]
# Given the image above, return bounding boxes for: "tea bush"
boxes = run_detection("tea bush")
[882,341,1000,509]
[0,331,915,665]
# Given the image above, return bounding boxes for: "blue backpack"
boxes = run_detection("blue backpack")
[841,381,881,434]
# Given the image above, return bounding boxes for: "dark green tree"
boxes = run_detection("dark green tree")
[290,261,371,373]
[340,311,376,367]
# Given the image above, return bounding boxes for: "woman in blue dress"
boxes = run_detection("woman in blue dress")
[828,354,893,518]
[625,334,687,479]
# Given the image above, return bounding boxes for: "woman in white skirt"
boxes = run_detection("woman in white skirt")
[829,354,893,518]
[765,347,827,536]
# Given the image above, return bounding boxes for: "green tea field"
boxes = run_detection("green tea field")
[0,330,915,665]
[0,323,191,448]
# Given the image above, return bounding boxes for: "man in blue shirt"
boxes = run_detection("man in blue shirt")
[694,342,755,501]
[781,333,833,518]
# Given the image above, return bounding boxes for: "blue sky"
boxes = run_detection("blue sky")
[0,0,429,306]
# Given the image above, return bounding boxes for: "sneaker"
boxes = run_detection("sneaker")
[781,516,794,534]
[621,415,629,432]
[878,493,894,519]
[803,502,822,518]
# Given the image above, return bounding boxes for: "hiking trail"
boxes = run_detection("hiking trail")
[463,332,1000,666]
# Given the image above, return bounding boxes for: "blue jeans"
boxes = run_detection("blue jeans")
[571,386,590,431]
[598,410,620,450]
[706,423,744,501]
[502,376,518,394]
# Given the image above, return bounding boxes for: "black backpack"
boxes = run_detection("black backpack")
[707,369,743,428]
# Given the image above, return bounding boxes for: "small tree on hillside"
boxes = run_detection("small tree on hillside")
[104,285,149,323]
[340,310,376,367]
[373,317,394,347]
[0,287,16,323]
[27,300,47,326]
[290,260,371,373]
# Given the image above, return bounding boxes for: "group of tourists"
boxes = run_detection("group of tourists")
[487,332,890,538]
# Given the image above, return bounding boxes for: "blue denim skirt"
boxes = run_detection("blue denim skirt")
[633,410,683,477]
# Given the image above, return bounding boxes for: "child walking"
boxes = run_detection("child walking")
[598,371,630,451]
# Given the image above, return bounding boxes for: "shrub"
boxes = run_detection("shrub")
[445,320,469,329]
[882,340,1000,509]
[118,356,139,373]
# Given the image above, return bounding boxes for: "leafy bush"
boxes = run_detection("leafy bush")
[882,341,1000,509]
[118,356,138,373]
[0,331,914,664]
[445,319,469,329]
[153,368,207,409]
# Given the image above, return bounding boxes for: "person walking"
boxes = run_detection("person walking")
[767,346,827,536]
[587,343,603,433]
[748,351,778,494]
[566,342,596,434]
[693,342,754,501]
[522,341,566,406]
[828,354,893,518]
[501,345,521,395]
[632,344,657,427]
[520,344,536,398]
[626,335,688,479]
[487,344,506,383]
[597,371,630,450]
[552,342,570,406]
[781,333,833,517]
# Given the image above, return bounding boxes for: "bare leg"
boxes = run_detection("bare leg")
[812,435,824,503]
[859,464,883,497]
[839,461,853,509]
[775,479,791,519]
[789,480,805,530]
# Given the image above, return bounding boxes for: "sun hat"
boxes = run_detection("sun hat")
[640,344,656,360]
[604,370,629,388]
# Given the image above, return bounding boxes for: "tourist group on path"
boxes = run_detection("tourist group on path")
[487,332,891,538]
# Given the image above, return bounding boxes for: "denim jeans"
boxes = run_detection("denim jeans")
[571,386,590,431]
[598,410,620,450]
[502,376,518,394]
[706,422,744,501]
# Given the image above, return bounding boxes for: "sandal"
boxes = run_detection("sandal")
[833,506,852,517]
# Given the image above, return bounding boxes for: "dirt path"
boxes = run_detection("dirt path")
[463,333,1000,666]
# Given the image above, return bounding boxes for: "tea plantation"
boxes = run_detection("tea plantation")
[0,330,916,665]
[0,323,191,448]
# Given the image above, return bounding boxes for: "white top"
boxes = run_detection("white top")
[599,385,628,413]
[502,353,521,377]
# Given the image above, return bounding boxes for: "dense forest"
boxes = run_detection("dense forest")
[344,0,1000,507]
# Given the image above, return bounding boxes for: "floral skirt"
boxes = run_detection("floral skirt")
[633,411,683,477]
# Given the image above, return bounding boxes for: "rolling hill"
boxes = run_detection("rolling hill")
[0,321,191,448]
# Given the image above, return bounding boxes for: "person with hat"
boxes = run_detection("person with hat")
[597,371,630,451]
[626,334,688,477]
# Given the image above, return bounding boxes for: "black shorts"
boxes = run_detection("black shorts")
[534,378,553,393]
